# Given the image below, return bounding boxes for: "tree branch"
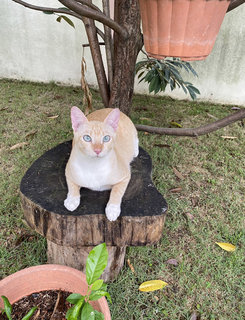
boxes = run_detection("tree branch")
[59,0,128,38]
[135,109,245,137]
[12,0,81,19]
[82,15,110,107]
[102,0,114,90]
[96,27,105,41]
[76,0,102,13]
[227,0,245,12]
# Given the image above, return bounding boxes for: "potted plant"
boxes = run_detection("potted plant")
[0,244,111,319]
[139,0,231,61]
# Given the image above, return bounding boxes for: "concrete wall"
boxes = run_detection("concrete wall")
[1,0,245,105]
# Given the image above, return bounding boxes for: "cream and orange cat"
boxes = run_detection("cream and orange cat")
[64,107,139,221]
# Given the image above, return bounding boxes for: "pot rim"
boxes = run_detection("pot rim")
[0,264,111,319]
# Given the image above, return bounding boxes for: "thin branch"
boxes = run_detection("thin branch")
[76,0,102,13]
[59,0,128,39]
[227,0,245,12]
[135,109,245,137]
[12,0,81,19]
[82,43,105,47]
[82,15,110,107]
[102,0,114,90]
[96,27,105,41]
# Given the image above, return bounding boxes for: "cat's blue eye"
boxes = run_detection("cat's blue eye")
[83,135,92,142]
[103,135,111,143]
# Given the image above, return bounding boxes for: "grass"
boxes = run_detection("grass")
[0,79,244,320]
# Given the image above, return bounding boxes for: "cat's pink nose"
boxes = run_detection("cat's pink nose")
[94,149,102,155]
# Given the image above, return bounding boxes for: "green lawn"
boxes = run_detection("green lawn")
[0,79,244,320]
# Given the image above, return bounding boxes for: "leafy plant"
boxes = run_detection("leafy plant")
[0,296,37,320]
[135,57,200,100]
[66,243,111,320]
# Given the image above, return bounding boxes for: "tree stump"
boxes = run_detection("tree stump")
[20,141,167,281]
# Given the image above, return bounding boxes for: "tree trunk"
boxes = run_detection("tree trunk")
[109,0,143,115]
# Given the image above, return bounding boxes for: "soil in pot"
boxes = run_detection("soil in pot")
[1,290,72,320]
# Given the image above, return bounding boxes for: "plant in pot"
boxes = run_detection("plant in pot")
[0,243,111,320]
[139,0,231,61]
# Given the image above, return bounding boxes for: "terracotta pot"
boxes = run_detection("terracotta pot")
[0,264,111,319]
[139,0,231,61]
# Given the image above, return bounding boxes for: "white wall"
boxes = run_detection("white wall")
[1,1,245,105]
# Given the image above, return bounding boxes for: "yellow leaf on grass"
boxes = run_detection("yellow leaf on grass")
[139,280,168,292]
[215,242,236,252]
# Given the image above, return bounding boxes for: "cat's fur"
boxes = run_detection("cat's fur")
[64,106,139,221]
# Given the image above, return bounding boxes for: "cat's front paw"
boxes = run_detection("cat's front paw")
[64,196,80,211]
[105,203,121,221]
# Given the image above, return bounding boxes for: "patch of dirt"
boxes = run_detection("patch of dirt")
[1,290,72,320]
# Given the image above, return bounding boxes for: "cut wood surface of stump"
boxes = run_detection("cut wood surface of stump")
[20,141,167,280]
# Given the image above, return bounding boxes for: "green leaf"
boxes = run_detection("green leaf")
[89,290,112,304]
[58,7,71,12]
[22,307,37,320]
[66,306,74,319]
[91,279,104,291]
[42,11,54,15]
[187,86,197,100]
[58,15,75,28]
[67,297,85,320]
[188,85,200,94]
[137,71,145,80]
[1,296,12,320]
[169,121,183,128]
[94,310,105,320]
[100,283,107,291]
[185,62,198,77]
[86,243,108,285]
[81,302,96,320]
[66,293,83,304]
[149,76,160,94]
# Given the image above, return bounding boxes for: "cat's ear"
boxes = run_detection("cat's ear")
[104,108,120,131]
[71,106,88,132]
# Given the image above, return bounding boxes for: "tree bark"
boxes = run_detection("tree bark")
[109,0,143,115]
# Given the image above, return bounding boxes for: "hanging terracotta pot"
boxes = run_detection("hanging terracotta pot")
[139,0,231,61]
[0,264,111,319]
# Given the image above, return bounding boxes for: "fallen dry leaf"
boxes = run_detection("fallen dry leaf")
[127,259,135,274]
[191,196,199,207]
[207,113,218,120]
[169,187,182,193]
[10,142,28,150]
[139,280,168,292]
[25,130,37,139]
[184,212,194,221]
[221,136,237,139]
[231,106,240,110]
[190,312,198,320]
[33,308,40,320]
[166,259,178,266]
[153,295,159,302]
[47,115,59,119]
[0,107,8,111]
[173,167,185,180]
[215,242,236,252]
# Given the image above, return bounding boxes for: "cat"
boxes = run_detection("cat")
[64,106,139,221]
